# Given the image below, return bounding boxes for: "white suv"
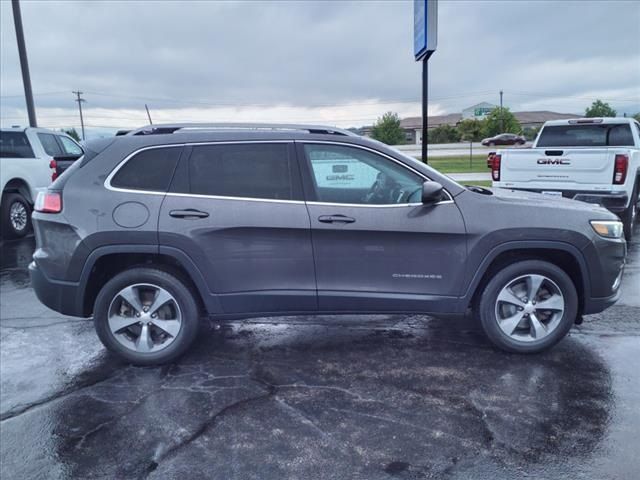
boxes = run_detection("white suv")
[0,127,83,238]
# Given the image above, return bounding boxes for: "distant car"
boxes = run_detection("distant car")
[482,133,526,146]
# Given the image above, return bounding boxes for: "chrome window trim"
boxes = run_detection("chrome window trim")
[298,140,454,206]
[103,139,454,207]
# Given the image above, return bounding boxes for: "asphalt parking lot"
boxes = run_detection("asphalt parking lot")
[0,234,638,480]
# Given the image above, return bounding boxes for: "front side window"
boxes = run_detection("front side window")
[111,147,181,191]
[0,132,34,158]
[37,133,63,156]
[185,143,295,200]
[58,136,83,155]
[304,144,423,205]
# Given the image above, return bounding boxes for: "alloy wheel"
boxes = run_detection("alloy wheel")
[494,274,565,342]
[107,283,182,353]
[9,201,27,232]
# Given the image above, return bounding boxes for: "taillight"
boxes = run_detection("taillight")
[491,154,501,181]
[50,159,58,182]
[35,191,62,213]
[487,152,495,168]
[613,154,628,185]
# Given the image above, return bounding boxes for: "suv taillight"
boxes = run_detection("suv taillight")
[35,191,62,213]
[491,154,501,181]
[613,154,628,185]
[49,159,58,181]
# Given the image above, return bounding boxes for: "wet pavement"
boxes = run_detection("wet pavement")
[1,234,638,479]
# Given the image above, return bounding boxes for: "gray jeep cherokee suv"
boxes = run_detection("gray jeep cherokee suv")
[29,124,626,365]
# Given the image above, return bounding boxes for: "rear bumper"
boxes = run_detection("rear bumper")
[29,261,85,317]
[508,189,629,212]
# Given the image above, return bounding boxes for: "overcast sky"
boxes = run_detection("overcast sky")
[1,0,639,136]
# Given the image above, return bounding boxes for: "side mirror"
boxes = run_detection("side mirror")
[421,181,444,205]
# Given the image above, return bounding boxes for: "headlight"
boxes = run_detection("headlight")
[590,220,624,239]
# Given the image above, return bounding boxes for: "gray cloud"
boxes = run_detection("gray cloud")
[1,0,639,130]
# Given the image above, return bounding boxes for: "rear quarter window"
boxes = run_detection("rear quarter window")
[0,132,35,158]
[110,147,181,192]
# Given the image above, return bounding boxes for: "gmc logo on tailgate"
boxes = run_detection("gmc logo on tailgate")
[537,158,570,165]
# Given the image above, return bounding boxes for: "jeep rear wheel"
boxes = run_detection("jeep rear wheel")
[94,268,200,365]
[477,260,578,353]
[1,193,31,238]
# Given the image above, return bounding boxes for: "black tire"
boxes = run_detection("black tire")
[621,182,638,241]
[1,193,31,239]
[476,260,578,353]
[94,267,200,365]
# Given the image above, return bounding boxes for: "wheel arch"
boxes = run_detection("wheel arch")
[77,245,221,317]
[2,178,34,204]
[465,241,590,315]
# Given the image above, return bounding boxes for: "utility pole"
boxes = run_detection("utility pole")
[73,91,86,140]
[499,89,504,133]
[145,104,153,124]
[12,0,37,127]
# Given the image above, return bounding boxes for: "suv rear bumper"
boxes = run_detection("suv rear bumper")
[29,261,84,317]
[510,189,629,213]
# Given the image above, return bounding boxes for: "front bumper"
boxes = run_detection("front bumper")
[29,261,84,317]
[581,235,626,314]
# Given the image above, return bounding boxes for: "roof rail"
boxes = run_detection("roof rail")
[126,123,359,137]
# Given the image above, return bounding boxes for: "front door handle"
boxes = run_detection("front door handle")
[169,209,209,219]
[318,214,355,224]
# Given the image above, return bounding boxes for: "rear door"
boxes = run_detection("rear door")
[298,142,467,312]
[159,141,317,314]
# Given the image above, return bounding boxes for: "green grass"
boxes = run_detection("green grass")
[416,155,488,174]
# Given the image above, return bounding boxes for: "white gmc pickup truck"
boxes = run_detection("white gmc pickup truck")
[490,117,640,239]
[1,127,83,238]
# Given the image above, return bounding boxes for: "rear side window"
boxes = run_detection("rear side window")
[537,124,634,147]
[38,133,64,156]
[0,132,35,158]
[110,147,181,192]
[180,143,297,200]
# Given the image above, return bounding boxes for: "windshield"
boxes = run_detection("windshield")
[537,124,634,147]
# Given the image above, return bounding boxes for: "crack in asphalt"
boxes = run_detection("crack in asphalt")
[0,366,125,422]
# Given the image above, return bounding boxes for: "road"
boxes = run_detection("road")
[392,142,532,158]
[0,232,638,479]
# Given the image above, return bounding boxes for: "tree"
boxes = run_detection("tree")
[482,107,521,137]
[456,118,485,142]
[633,113,640,123]
[522,126,540,141]
[585,100,616,118]
[428,124,461,144]
[370,112,405,145]
[61,127,81,141]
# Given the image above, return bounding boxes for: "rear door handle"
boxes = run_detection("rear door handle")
[169,209,209,219]
[318,215,355,224]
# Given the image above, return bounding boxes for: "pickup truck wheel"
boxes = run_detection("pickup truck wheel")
[94,268,200,365]
[1,193,31,238]
[477,260,577,353]
[621,182,638,241]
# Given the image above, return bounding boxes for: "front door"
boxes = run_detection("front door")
[159,141,316,314]
[298,142,467,312]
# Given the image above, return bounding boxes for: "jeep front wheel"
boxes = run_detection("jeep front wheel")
[477,260,578,353]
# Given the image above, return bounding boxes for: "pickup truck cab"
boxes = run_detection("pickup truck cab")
[0,127,83,238]
[489,118,640,239]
